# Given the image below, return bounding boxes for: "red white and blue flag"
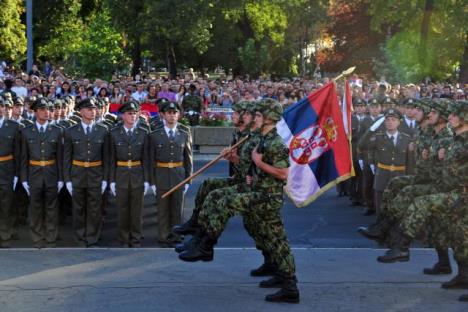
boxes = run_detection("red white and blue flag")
[277,82,353,207]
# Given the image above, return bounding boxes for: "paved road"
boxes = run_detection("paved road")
[11,158,378,248]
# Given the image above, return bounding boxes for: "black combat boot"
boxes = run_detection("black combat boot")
[459,293,468,302]
[174,230,203,253]
[423,248,452,275]
[172,210,199,236]
[377,229,411,263]
[357,218,392,242]
[265,276,300,304]
[251,251,277,277]
[259,274,286,288]
[178,233,216,262]
[441,261,468,289]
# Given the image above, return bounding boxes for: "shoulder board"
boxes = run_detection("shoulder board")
[95,123,108,130]
[137,125,149,132]
[50,124,62,130]
[400,132,410,137]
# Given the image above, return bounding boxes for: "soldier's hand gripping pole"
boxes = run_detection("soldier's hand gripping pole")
[161,135,250,199]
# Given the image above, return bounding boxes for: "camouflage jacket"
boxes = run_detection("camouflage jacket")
[252,127,289,194]
[442,131,468,191]
[238,129,261,178]
[413,126,433,182]
[428,126,453,182]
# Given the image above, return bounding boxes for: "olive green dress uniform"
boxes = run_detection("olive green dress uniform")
[63,100,109,247]
[20,100,64,247]
[350,99,369,205]
[369,109,412,217]
[0,113,21,247]
[149,103,193,245]
[181,85,202,126]
[109,104,150,247]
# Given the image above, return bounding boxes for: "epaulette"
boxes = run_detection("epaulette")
[137,125,149,133]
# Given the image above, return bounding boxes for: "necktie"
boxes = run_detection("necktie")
[128,129,132,137]
[169,129,174,140]
[40,126,45,133]
[390,135,395,146]
[86,126,91,135]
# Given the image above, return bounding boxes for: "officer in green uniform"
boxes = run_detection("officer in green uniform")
[63,98,109,247]
[109,101,151,247]
[0,97,21,247]
[148,102,192,247]
[179,99,300,304]
[172,101,249,237]
[181,84,202,126]
[20,98,64,248]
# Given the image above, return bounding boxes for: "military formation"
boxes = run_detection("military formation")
[0,92,192,249]
[353,97,468,302]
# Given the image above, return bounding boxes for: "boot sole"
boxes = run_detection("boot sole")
[441,284,468,289]
[259,283,282,289]
[423,269,452,275]
[179,255,214,262]
[265,297,300,304]
[377,256,409,263]
[251,272,276,277]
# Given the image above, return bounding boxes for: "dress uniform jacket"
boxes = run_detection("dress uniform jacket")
[0,119,21,243]
[369,132,412,192]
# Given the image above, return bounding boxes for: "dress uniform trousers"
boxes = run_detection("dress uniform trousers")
[0,184,14,243]
[72,186,102,246]
[117,184,144,245]
[29,184,59,245]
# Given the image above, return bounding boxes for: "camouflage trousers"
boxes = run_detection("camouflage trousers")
[198,189,296,277]
[402,189,468,261]
[194,177,237,213]
[380,175,415,220]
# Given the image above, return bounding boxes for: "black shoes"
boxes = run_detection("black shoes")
[178,234,216,262]
[357,226,384,241]
[363,209,375,216]
[259,276,285,288]
[251,263,277,277]
[423,249,452,275]
[377,248,410,263]
[264,276,300,304]
[172,213,198,236]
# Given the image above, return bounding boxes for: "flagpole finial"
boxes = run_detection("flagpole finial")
[332,66,356,82]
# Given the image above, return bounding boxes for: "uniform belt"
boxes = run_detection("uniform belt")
[0,155,13,162]
[72,160,103,168]
[156,161,183,168]
[377,163,406,172]
[117,160,141,167]
[29,160,55,167]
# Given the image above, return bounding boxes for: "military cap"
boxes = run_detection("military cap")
[26,96,37,103]
[0,98,13,107]
[14,96,24,105]
[232,100,249,113]
[404,98,417,107]
[369,98,380,106]
[156,97,169,108]
[382,97,394,105]
[430,98,450,119]
[259,98,283,122]
[245,101,258,114]
[447,100,468,120]
[2,92,13,101]
[119,101,140,113]
[414,98,432,115]
[53,99,63,108]
[384,108,402,119]
[353,98,365,106]
[76,97,97,110]
[62,96,73,106]
[161,101,180,112]
[30,97,51,111]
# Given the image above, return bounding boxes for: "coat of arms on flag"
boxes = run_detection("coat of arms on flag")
[277,82,353,207]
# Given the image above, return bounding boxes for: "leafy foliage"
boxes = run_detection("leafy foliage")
[0,0,26,62]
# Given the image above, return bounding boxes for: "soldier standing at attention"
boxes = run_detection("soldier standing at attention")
[149,102,192,247]
[20,98,64,248]
[0,98,21,247]
[181,84,202,126]
[368,108,412,219]
[63,98,109,247]
[109,101,151,247]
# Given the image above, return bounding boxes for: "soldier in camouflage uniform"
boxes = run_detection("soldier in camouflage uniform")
[172,101,250,237]
[397,101,468,301]
[375,99,454,263]
[181,84,202,126]
[179,99,300,304]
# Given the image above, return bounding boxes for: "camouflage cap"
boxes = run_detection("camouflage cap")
[232,100,249,113]
[259,98,283,122]
[430,98,450,119]
[448,100,468,121]
[415,98,432,115]
[245,101,258,114]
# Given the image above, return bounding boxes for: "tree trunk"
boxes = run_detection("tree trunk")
[131,36,142,78]
[459,36,468,84]
[167,42,177,79]
[419,0,434,69]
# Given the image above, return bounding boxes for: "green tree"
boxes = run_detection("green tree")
[0,0,26,62]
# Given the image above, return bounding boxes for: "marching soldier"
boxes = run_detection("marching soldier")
[0,97,21,247]
[368,108,412,219]
[63,98,109,247]
[20,98,64,248]
[109,101,151,247]
[149,102,192,247]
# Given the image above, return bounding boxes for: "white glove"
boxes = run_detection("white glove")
[358,159,364,170]
[370,164,376,175]
[110,182,116,196]
[13,176,18,191]
[57,181,64,193]
[66,182,73,195]
[183,184,190,194]
[143,182,150,196]
[101,181,108,194]
[151,185,156,195]
[22,181,30,196]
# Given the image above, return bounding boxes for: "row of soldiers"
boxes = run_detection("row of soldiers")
[0,93,192,249]
[356,98,468,302]
[170,99,300,303]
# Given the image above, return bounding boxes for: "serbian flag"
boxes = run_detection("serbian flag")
[109,103,159,118]
[277,82,353,207]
